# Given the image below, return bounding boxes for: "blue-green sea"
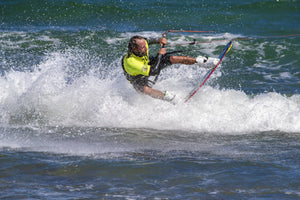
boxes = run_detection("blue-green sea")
[1,0,300,199]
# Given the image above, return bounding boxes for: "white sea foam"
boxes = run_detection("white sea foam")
[0,49,299,135]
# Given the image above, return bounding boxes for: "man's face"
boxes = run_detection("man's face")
[133,39,147,57]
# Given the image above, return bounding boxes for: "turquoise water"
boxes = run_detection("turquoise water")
[1,0,300,199]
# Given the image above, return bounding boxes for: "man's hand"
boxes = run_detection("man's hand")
[158,38,167,46]
[158,38,167,55]
[158,48,166,55]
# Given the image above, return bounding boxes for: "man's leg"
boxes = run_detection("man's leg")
[170,56,196,65]
[131,75,175,103]
[142,86,164,99]
[170,55,220,67]
[142,86,176,103]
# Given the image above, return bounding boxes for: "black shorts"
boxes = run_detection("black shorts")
[148,54,172,69]
[131,54,172,93]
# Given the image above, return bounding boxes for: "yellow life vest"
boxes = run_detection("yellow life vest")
[122,39,151,77]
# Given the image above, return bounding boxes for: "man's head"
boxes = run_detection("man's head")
[128,35,148,57]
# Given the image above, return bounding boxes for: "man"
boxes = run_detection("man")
[122,35,219,104]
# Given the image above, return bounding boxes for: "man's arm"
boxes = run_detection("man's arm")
[147,38,159,45]
[147,37,167,46]
[149,47,166,76]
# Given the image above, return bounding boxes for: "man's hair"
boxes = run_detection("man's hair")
[127,35,145,57]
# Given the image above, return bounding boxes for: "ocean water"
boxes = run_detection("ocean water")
[1,0,300,199]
